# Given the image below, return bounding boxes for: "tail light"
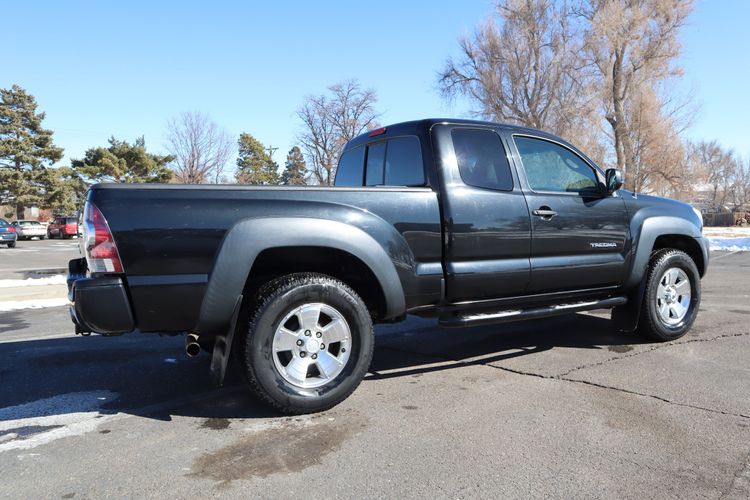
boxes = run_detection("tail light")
[83,203,123,273]
[7,227,15,233]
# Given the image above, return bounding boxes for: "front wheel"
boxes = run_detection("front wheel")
[239,273,374,414]
[639,249,701,341]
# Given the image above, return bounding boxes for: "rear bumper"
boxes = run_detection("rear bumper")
[68,258,135,334]
[1,233,16,242]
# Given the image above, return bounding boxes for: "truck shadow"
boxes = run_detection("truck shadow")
[0,312,645,424]
[367,312,646,379]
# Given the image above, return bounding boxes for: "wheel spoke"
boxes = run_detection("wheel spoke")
[285,357,310,383]
[675,279,691,296]
[666,269,677,285]
[316,351,343,379]
[674,301,688,318]
[321,318,349,343]
[298,304,322,331]
[658,300,670,320]
[274,327,299,352]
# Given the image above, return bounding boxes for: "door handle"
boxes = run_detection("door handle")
[532,207,557,219]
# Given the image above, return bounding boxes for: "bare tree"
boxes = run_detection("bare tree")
[297,80,380,185]
[690,140,738,210]
[578,0,694,187]
[166,111,232,184]
[623,87,688,195]
[439,0,595,140]
[728,156,750,212]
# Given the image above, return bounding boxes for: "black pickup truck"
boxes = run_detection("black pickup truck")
[68,119,708,414]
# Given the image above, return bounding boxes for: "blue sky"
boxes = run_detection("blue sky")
[3,0,749,175]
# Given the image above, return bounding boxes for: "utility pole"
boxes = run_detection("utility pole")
[265,145,278,161]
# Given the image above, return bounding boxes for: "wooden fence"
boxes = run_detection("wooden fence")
[702,212,749,227]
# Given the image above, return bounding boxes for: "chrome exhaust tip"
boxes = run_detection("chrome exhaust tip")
[185,333,201,357]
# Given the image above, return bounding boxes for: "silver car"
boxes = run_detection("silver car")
[12,220,47,240]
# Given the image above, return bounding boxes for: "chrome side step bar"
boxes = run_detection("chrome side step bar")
[438,296,627,328]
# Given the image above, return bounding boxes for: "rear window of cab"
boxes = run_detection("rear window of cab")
[335,136,425,187]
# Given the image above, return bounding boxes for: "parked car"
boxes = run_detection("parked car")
[0,219,17,248]
[68,118,709,414]
[12,220,47,240]
[47,216,79,239]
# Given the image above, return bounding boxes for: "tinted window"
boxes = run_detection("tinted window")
[66,218,78,224]
[514,136,598,194]
[334,146,365,186]
[384,137,424,186]
[365,141,386,186]
[452,129,513,191]
[0,220,8,227]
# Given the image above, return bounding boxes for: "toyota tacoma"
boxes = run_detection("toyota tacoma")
[67,119,709,414]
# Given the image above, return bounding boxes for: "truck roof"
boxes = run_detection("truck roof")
[344,118,563,150]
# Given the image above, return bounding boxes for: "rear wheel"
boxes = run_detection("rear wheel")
[7,241,16,248]
[639,249,700,341]
[239,273,374,414]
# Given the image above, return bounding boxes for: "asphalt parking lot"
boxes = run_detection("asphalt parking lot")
[0,237,80,279]
[0,249,748,498]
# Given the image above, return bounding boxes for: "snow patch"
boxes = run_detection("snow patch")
[0,298,69,312]
[0,275,66,288]
[0,391,118,452]
[709,237,750,252]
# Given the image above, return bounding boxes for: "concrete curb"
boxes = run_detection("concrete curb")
[0,284,68,302]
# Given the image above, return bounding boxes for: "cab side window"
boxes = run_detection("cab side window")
[514,136,599,194]
[452,128,513,191]
[384,136,424,186]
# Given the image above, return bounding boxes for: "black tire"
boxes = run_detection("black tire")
[239,273,374,414]
[639,249,701,341]
[7,241,16,248]
[40,235,46,240]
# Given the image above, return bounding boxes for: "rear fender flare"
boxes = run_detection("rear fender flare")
[195,217,406,336]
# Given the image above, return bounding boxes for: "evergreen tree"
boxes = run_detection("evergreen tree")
[71,136,173,184]
[281,146,308,185]
[235,132,279,185]
[0,85,64,219]
[46,166,88,214]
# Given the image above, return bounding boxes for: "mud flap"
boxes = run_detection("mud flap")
[209,295,243,387]
[611,280,647,332]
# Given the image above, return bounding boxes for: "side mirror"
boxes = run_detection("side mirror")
[605,168,623,194]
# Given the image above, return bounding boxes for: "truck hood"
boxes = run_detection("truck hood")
[620,190,703,233]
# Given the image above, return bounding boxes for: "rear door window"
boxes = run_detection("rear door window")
[452,128,514,191]
[384,136,424,186]
[334,146,365,186]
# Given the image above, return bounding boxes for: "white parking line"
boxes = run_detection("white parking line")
[711,250,741,261]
